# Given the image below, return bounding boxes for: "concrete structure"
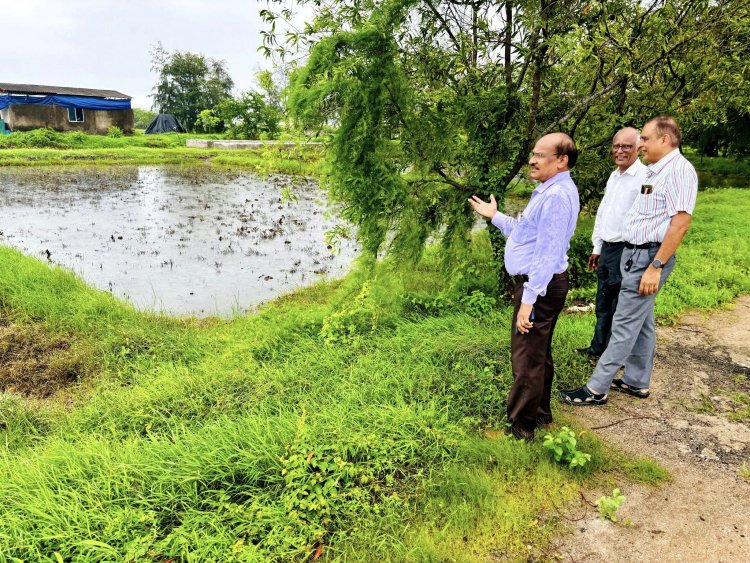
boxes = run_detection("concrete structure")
[0,83,133,134]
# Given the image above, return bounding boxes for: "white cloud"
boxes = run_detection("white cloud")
[2,0,283,106]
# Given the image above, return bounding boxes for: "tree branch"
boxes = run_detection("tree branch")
[504,1,513,88]
[433,167,478,192]
[423,0,463,54]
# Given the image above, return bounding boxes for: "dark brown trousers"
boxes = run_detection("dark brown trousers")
[507,273,569,438]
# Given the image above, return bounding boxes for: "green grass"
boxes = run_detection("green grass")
[0,129,323,175]
[0,187,748,560]
[655,189,750,320]
[683,147,750,176]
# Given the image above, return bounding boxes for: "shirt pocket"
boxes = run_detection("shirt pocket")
[511,214,535,244]
[635,182,664,217]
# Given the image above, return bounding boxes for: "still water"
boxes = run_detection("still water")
[0,166,358,317]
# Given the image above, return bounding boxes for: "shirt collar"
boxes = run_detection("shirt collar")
[534,170,571,195]
[617,159,645,177]
[647,148,681,175]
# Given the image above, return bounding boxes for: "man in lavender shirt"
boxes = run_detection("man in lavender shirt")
[469,133,580,440]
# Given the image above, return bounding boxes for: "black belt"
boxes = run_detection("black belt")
[624,242,661,249]
[602,241,626,248]
[513,272,567,285]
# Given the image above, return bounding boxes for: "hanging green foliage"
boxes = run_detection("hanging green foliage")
[271,0,748,262]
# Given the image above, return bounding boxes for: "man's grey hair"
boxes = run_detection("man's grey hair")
[615,127,640,144]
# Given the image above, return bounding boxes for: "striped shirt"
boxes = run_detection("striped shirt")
[624,148,698,244]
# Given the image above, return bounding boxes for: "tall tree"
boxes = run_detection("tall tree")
[262,0,748,264]
[150,43,234,131]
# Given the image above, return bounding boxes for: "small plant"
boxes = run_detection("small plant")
[739,463,750,480]
[460,290,497,317]
[542,426,591,468]
[404,290,455,316]
[107,125,123,138]
[596,488,626,522]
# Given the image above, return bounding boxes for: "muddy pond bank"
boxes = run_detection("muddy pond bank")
[0,165,358,317]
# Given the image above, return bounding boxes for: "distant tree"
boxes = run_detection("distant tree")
[681,15,750,157]
[256,69,286,125]
[214,91,281,139]
[195,109,223,134]
[150,43,234,132]
[133,108,157,130]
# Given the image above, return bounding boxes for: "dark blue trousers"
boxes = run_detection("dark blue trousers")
[588,241,625,356]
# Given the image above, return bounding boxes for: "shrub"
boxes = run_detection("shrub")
[321,282,381,345]
[16,128,67,148]
[567,230,597,290]
[460,290,497,317]
[542,427,592,468]
[107,126,123,138]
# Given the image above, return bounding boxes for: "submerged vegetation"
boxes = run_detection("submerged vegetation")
[0,188,747,560]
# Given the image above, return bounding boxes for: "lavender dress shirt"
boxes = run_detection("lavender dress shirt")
[490,171,580,304]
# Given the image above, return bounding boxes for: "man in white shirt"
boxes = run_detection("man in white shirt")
[562,116,697,406]
[577,128,646,365]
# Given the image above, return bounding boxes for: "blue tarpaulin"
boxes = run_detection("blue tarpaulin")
[0,94,131,111]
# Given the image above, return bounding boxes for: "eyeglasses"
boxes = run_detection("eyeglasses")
[531,152,561,159]
[612,144,634,152]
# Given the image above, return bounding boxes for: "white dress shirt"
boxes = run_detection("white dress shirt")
[591,159,647,254]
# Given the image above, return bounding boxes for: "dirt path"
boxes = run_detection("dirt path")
[556,296,750,562]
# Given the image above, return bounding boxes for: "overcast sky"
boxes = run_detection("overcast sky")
[4,0,286,110]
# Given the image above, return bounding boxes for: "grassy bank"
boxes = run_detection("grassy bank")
[0,130,323,175]
[0,183,748,559]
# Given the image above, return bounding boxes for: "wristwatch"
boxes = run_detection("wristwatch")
[651,258,664,269]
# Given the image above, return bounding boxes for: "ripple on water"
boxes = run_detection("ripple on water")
[0,165,359,317]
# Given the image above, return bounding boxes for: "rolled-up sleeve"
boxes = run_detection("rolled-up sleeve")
[522,195,572,304]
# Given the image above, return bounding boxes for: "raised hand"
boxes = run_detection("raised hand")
[467,194,498,219]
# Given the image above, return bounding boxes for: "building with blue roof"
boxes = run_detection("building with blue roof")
[0,83,133,134]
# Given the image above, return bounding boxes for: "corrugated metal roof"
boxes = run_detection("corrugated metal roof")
[0,83,131,99]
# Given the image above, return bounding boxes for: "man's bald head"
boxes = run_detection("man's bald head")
[544,132,578,169]
[529,132,578,182]
[614,127,639,145]
[612,127,640,171]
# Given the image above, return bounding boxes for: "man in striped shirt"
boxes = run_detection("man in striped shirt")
[561,116,697,405]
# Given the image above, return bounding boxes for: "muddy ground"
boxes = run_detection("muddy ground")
[554,296,750,562]
[0,166,358,317]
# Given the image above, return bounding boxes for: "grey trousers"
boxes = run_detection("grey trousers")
[587,246,675,394]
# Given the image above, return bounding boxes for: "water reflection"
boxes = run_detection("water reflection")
[0,166,358,317]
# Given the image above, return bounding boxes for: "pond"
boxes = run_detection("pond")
[0,166,359,317]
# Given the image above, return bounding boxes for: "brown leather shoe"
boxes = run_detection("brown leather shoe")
[536,418,553,430]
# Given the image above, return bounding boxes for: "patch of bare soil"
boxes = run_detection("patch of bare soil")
[555,296,750,562]
[0,316,93,398]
